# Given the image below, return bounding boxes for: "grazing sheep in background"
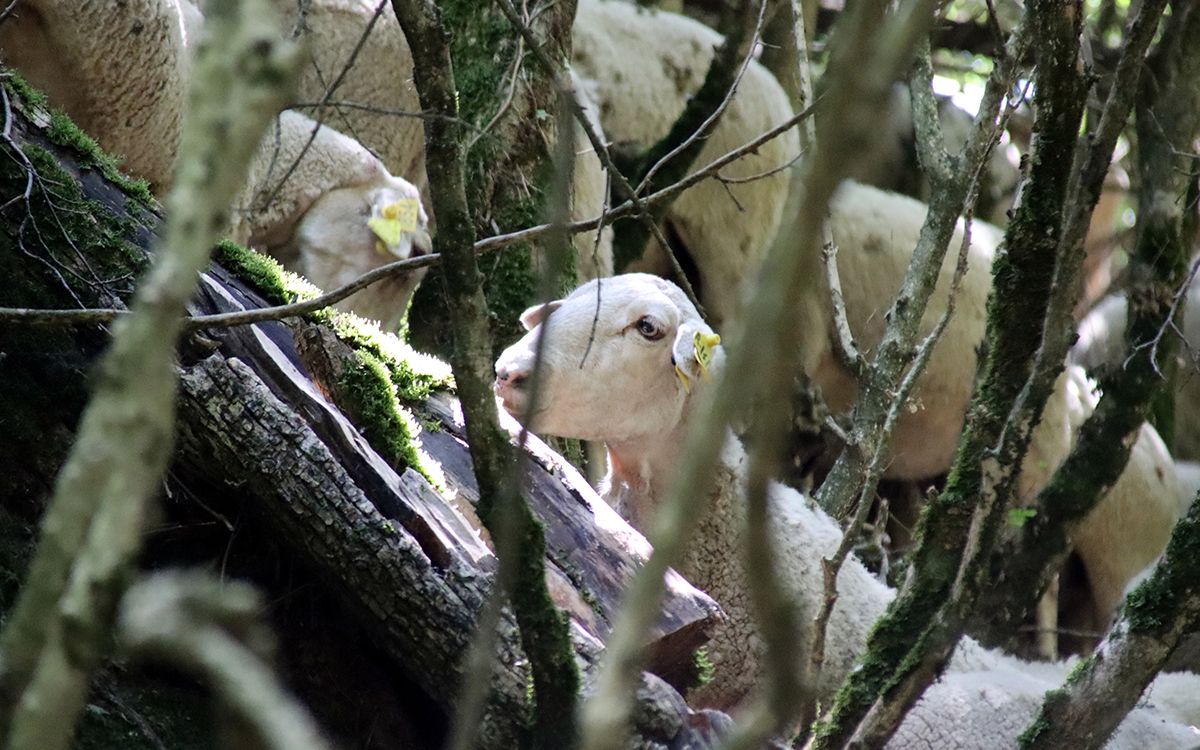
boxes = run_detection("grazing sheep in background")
[229,110,432,331]
[0,0,193,193]
[803,184,1182,633]
[493,273,1200,746]
[1073,283,1200,461]
[571,0,801,328]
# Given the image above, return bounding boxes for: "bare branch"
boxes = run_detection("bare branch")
[821,241,865,376]
[579,0,937,744]
[118,572,334,750]
[0,1,300,741]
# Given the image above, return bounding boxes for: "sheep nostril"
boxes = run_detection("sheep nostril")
[495,366,528,388]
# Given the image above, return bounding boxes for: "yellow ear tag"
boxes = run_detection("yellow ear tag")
[674,363,692,393]
[368,216,404,252]
[693,331,721,381]
[368,199,421,254]
[381,198,420,231]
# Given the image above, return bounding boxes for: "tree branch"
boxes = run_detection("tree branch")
[832,0,1091,742]
[0,1,300,744]
[578,0,937,745]
[971,0,1195,647]
[1018,497,1200,749]
[388,2,580,747]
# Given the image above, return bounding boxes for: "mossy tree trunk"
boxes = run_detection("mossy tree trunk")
[404,0,579,357]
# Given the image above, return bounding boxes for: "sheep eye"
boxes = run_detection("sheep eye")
[634,316,664,340]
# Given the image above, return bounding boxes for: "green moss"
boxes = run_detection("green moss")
[4,71,154,206]
[692,648,715,687]
[336,351,445,490]
[213,241,453,488]
[1016,700,1055,748]
[1064,657,1091,685]
[213,239,306,306]
[44,114,154,205]
[0,101,159,502]
[3,69,48,109]
[812,548,955,747]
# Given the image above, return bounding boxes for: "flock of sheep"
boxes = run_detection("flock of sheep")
[5,0,1200,746]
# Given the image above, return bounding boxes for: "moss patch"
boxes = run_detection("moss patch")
[692,647,715,687]
[5,70,154,205]
[1123,501,1200,634]
[336,351,445,490]
[212,240,452,488]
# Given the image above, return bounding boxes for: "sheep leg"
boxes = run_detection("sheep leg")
[1036,576,1060,660]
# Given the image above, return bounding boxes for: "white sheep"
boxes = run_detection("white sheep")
[265,0,614,281]
[1073,283,1200,461]
[230,110,432,332]
[0,0,194,192]
[493,274,1200,747]
[571,0,800,327]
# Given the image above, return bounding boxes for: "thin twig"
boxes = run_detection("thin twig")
[0,100,820,331]
[821,241,865,376]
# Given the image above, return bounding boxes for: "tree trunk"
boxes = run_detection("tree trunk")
[0,77,726,748]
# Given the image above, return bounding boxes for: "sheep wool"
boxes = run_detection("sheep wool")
[572,0,800,327]
[0,0,192,193]
[230,110,431,331]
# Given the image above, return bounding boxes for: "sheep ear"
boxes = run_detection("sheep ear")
[672,324,723,387]
[519,300,562,330]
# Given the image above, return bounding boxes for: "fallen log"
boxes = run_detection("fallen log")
[0,75,725,747]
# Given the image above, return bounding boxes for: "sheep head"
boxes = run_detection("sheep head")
[293,175,431,329]
[494,274,723,443]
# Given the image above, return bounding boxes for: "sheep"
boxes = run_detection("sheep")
[262,0,615,281]
[571,0,800,328]
[229,110,432,332]
[786,182,1183,632]
[494,273,1200,744]
[493,274,1200,747]
[1073,283,1200,461]
[567,3,993,482]
[0,0,194,193]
